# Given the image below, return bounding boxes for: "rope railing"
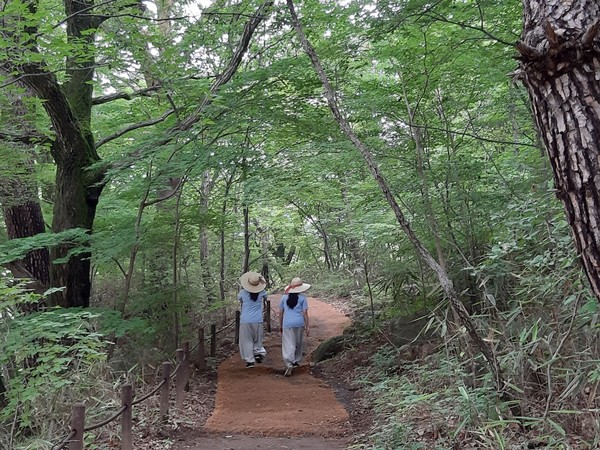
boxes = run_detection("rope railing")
[131,378,165,406]
[50,311,240,450]
[84,405,127,431]
[189,317,237,353]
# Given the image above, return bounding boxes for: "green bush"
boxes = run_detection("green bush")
[0,278,153,447]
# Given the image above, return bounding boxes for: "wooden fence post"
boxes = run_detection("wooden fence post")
[160,362,171,422]
[210,324,216,357]
[265,300,271,332]
[121,384,133,450]
[182,341,190,391]
[197,327,206,371]
[235,310,240,344]
[69,403,85,450]
[175,349,185,409]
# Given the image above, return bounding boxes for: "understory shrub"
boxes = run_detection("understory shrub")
[0,278,154,449]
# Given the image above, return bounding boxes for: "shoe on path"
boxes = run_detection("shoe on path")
[284,366,293,377]
[254,355,263,363]
[292,362,300,367]
[246,362,255,368]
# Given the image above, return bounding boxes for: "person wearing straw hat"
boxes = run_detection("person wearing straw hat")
[279,276,311,377]
[238,271,268,368]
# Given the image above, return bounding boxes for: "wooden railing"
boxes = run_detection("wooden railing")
[51,316,238,450]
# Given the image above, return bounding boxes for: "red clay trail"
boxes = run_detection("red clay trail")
[173,296,353,450]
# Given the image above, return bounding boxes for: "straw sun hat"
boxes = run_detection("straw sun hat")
[239,271,267,293]
[284,277,311,294]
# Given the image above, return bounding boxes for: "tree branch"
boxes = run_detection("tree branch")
[0,131,50,145]
[388,114,538,148]
[174,1,273,132]
[423,10,516,47]
[142,175,186,207]
[515,40,543,59]
[51,0,122,30]
[92,85,162,105]
[95,109,176,148]
[85,12,190,22]
[3,261,48,294]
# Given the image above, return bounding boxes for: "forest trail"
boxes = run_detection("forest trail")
[172,296,353,450]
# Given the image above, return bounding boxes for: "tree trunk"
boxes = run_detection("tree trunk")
[49,160,103,307]
[285,246,296,266]
[261,234,270,287]
[402,83,447,272]
[0,375,6,409]
[253,220,271,287]
[199,170,216,302]
[0,157,49,291]
[515,1,600,302]
[243,205,250,274]
[173,190,182,349]
[219,171,236,302]
[10,0,104,308]
[2,200,49,285]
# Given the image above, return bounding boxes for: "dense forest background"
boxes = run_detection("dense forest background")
[2,0,600,448]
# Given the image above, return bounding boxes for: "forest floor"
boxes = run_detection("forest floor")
[122,295,372,450]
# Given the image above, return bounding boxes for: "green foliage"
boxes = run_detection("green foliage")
[354,345,499,449]
[0,306,98,432]
[0,228,91,264]
[352,341,594,449]
[0,278,152,441]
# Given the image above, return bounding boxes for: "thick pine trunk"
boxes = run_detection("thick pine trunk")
[516,1,600,301]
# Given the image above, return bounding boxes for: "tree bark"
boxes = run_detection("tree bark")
[287,0,521,415]
[2,200,49,284]
[243,206,250,274]
[219,171,237,302]
[0,375,6,409]
[401,81,447,272]
[199,170,217,302]
[8,0,104,307]
[515,1,600,303]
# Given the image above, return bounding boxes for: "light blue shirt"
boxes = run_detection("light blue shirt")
[279,294,308,328]
[238,289,267,323]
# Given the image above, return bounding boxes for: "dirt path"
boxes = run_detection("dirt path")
[173,296,353,450]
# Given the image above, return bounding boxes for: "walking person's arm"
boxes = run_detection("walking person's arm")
[279,308,284,333]
[303,310,309,336]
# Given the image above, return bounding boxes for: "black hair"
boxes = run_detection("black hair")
[286,292,299,309]
[250,291,260,301]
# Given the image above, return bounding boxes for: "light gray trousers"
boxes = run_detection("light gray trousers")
[239,322,266,363]
[281,327,305,368]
